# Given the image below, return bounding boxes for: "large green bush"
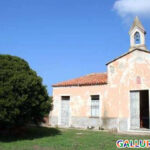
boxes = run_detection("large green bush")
[0,55,52,129]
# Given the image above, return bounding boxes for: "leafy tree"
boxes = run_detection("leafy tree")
[0,55,52,129]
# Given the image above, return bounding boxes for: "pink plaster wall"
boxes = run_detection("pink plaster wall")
[107,50,150,118]
[51,85,107,117]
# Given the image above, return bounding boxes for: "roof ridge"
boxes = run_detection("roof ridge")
[86,72,107,76]
[106,49,150,65]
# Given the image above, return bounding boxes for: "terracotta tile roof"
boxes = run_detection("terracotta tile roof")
[53,73,107,87]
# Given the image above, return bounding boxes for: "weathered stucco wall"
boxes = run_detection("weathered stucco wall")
[50,85,108,129]
[108,50,150,115]
[107,50,150,130]
[50,50,150,131]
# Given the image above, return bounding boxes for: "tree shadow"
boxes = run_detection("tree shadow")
[0,126,61,142]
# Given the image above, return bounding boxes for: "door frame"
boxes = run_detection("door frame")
[129,89,150,130]
[58,95,71,127]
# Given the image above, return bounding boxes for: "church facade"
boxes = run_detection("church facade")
[50,17,150,132]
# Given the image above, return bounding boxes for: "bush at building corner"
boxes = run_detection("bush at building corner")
[0,54,52,130]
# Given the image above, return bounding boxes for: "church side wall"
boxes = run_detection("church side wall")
[50,85,120,130]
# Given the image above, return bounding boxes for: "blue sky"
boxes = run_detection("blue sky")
[1,0,150,95]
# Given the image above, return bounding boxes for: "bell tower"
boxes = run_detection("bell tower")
[129,16,147,51]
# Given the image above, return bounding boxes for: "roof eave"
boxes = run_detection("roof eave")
[52,82,107,87]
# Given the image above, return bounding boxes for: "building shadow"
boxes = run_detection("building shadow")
[0,126,61,142]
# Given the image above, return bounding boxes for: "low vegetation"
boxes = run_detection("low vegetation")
[0,55,52,129]
[0,127,150,150]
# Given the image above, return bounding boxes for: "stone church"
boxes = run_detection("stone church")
[50,17,150,132]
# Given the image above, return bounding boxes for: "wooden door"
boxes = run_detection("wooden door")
[61,96,70,126]
[130,91,140,129]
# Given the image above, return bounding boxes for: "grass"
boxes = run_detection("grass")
[0,127,150,150]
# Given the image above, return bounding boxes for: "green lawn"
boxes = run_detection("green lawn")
[0,127,150,150]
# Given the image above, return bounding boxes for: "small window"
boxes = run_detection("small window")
[62,96,70,100]
[110,65,115,73]
[134,32,141,44]
[91,95,100,117]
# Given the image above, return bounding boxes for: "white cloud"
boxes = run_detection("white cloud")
[114,0,150,18]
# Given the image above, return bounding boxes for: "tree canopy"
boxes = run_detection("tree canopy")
[0,55,52,129]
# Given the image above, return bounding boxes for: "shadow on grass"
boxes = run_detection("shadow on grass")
[0,126,61,142]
